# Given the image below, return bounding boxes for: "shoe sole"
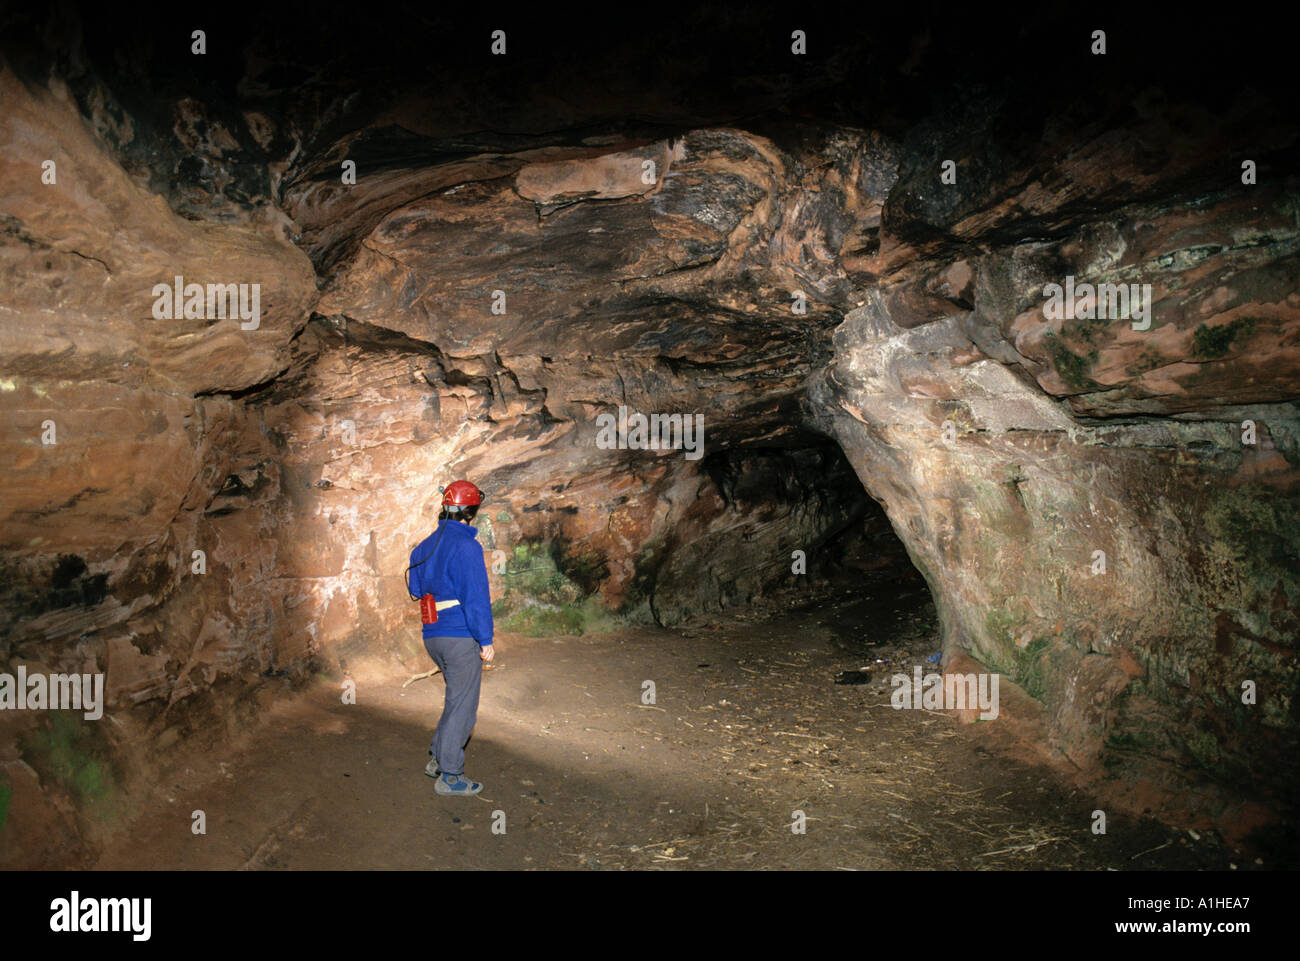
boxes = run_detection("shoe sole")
[434,782,482,797]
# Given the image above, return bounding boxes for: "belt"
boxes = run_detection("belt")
[435,599,460,611]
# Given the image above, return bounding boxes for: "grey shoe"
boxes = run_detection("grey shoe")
[434,773,483,797]
[425,758,440,778]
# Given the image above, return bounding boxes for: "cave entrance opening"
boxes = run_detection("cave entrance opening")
[654,436,937,657]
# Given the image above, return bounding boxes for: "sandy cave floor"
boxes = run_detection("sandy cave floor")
[93,580,1251,871]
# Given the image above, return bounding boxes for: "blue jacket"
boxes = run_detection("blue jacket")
[408,519,494,645]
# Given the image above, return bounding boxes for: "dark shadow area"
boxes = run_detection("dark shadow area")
[678,436,938,654]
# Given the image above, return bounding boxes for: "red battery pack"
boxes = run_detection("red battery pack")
[419,594,439,624]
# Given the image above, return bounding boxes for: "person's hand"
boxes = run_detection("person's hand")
[480,644,495,663]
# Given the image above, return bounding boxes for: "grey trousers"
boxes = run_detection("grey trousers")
[423,634,482,776]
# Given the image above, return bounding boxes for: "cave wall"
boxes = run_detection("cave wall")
[1,74,891,865]
[239,123,898,658]
[0,69,320,865]
[811,98,1300,823]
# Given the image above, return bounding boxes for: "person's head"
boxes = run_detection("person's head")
[439,479,484,523]
[440,503,478,523]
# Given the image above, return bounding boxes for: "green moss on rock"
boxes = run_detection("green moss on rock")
[1129,346,1166,375]
[1203,482,1300,607]
[1043,330,1099,391]
[500,541,583,606]
[493,596,622,637]
[490,539,623,637]
[1184,727,1222,768]
[19,712,118,824]
[1191,316,1256,359]
[1014,636,1051,701]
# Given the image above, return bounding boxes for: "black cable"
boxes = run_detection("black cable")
[405,521,448,600]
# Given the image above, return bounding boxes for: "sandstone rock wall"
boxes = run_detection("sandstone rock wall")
[813,100,1300,822]
[1,76,891,865]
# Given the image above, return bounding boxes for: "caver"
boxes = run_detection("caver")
[406,479,496,797]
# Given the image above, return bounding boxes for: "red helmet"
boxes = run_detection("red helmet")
[441,480,483,507]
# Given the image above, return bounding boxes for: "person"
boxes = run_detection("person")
[406,480,495,797]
